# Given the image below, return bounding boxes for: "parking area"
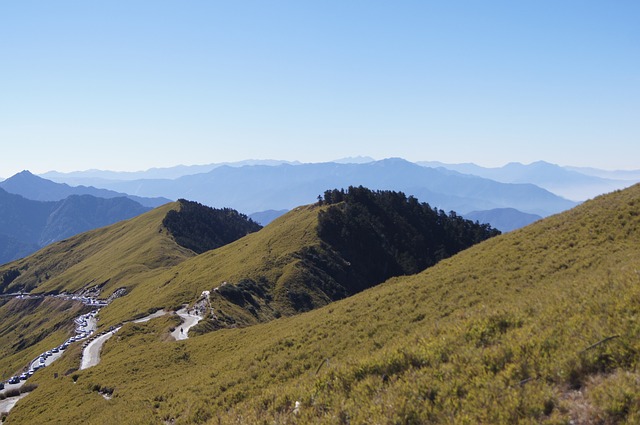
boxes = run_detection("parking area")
[1,310,99,395]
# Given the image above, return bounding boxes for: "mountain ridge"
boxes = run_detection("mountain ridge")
[0,187,499,331]
[62,159,576,217]
[464,207,542,232]
[39,160,303,182]
[419,160,640,201]
[0,170,170,208]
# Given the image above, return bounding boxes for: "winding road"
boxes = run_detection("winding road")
[79,308,201,370]
[80,327,121,370]
[3,302,203,417]
[80,309,168,370]
[170,308,202,341]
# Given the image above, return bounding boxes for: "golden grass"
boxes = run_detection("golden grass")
[5,185,640,423]
[98,203,325,327]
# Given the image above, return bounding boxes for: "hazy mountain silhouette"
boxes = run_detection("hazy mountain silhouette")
[332,156,376,164]
[464,208,542,233]
[419,160,639,201]
[0,234,38,264]
[0,188,150,265]
[0,170,170,208]
[248,209,289,226]
[40,160,302,183]
[55,159,576,217]
[565,166,640,181]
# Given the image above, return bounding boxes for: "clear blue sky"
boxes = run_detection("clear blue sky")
[1,1,638,177]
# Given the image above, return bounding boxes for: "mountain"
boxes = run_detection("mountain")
[0,200,261,376]
[0,189,495,380]
[173,187,499,329]
[331,156,376,164]
[565,165,640,181]
[7,184,640,424]
[419,160,639,201]
[0,200,262,297]
[0,187,498,328]
[464,208,542,232]
[0,234,38,264]
[40,159,302,183]
[0,170,170,208]
[66,158,577,217]
[0,188,151,265]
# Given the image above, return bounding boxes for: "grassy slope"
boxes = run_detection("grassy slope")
[105,191,499,331]
[0,201,325,329]
[99,204,324,327]
[0,202,323,381]
[8,185,640,424]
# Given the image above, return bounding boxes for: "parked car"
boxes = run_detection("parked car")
[0,381,5,390]
[8,376,20,384]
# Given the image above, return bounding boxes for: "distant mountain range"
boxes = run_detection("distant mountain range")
[248,209,289,226]
[0,171,170,208]
[3,157,633,257]
[418,160,640,201]
[39,159,639,204]
[39,160,303,184]
[0,188,151,265]
[35,158,578,218]
[565,166,640,181]
[39,158,377,184]
[463,208,542,233]
[0,172,169,264]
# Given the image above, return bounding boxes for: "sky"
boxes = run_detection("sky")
[1,1,638,177]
